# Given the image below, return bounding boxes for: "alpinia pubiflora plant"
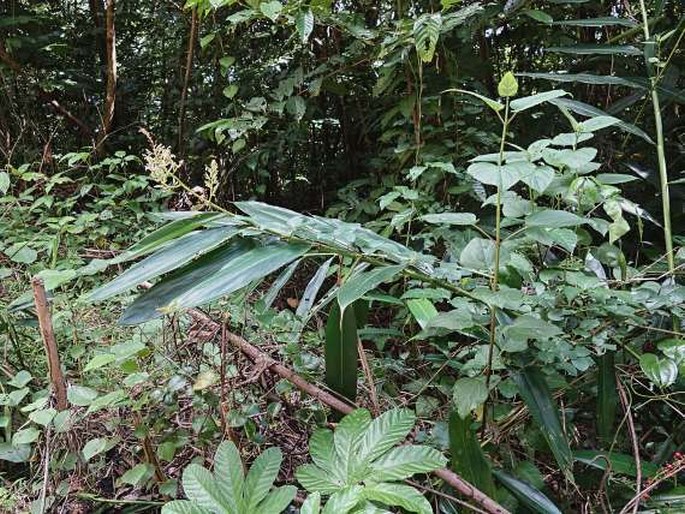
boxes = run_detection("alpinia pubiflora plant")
[295,408,446,514]
[81,74,684,511]
[162,441,296,514]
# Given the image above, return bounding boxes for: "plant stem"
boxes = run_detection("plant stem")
[638,0,674,276]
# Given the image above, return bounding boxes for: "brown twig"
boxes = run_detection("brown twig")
[31,277,68,411]
[98,0,117,151]
[617,377,641,514]
[358,339,380,415]
[177,7,198,154]
[181,307,510,514]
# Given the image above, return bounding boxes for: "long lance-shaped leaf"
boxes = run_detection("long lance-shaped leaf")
[514,367,574,482]
[448,410,497,497]
[337,265,403,312]
[549,97,654,144]
[297,257,334,318]
[493,470,563,514]
[325,301,359,403]
[545,44,642,55]
[89,226,241,301]
[119,241,253,325]
[167,242,310,311]
[597,352,618,446]
[518,72,643,89]
[551,17,637,27]
[113,212,229,264]
[262,259,301,310]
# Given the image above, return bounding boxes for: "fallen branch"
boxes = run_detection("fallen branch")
[184,308,510,514]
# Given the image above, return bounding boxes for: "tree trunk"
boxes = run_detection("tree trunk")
[97,0,117,151]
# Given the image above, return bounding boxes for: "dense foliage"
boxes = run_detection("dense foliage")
[1,0,685,513]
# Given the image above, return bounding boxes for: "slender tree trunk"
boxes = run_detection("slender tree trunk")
[97,0,117,151]
[178,7,198,155]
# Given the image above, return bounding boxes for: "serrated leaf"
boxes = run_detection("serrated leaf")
[0,172,9,194]
[161,501,212,514]
[371,445,447,481]
[296,9,314,43]
[183,464,230,511]
[356,408,416,465]
[213,441,243,511]
[321,486,364,514]
[334,409,372,476]
[498,72,519,97]
[243,447,283,510]
[363,482,432,514]
[255,485,296,514]
[300,492,321,514]
[295,464,341,494]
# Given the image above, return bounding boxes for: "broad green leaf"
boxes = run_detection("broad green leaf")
[0,443,31,463]
[297,257,334,318]
[510,90,568,112]
[333,409,372,476]
[494,470,563,514]
[295,464,341,495]
[413,13,442,63]
[244,447,283,510]
[321,486,364,514]
[526,210,586,228]
[449,411,496,496]
[161,501,212,514]
[580,116,620,132]
[442,89,504,112]
[419,212,477,225]
[657,339,685,366]
[296,9,314,43]
[8,370,32,388]
[116,213,228,264]
[596,352,618,446]
[308,429,338,477]
[8,245,37,264]
[467,162,521,190]
[514,367,574,482]
[213,441,243,511]
[337,265,402,312]
[406,299,438,329]
[183,464,230,511]
[0,171,9,194]
[260,1,283,21]
[452,377,489,418]
[519,164,555,193]
[546,45,641,55]
[459,237,497,270]
[84,354,117,372]
[82,438,109,461]
[120,463,153,486]
[639,353,678,388]
[166,242,310,312]
[255,485,297,514]
[356,408,416,464]
[29,408,56,427]
[371,445,447,481]
[542,147,597,169]
[300,492,321,514]
[325,302,359,402]
[67,385,98,406]
[573,450,659,478]
[363,483,432,514]
[498,72,519,97]
[12,427,40,445]
[89,226,240,301]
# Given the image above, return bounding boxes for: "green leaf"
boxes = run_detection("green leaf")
[406,299,438,329]
[363,482,432,514]
[12,427,40,445]
[467,162,521,190]
[0,443,31,463]
[82,438,109,461]
[29,408,56,427]
[166,242,310,312]
[546,45,641,55]
[639,353,678,388]
[573,450,659,478]
[0,171,9,194]
[523,9,553,24]
[459,237,496,270]
[413,13,442,63]
[321,486,364,514]
[333,409,372,476]
[297,257,334,318]
[596,352,618,446]
[161,501,212,514]
[260,1,283,21]
[448,411,496,497]
[84,353,117,372]
[337,266,402,313]
[183,464,230,511]
[519,164,555,194]
[494,470,563,514]
[452,377,489,418]
[552,17,636,27]
[308,429,337,474]
[296,9,314,43]
[295,464,341,495]
[356,408,416,464]
[67,385,98,406]
[223,85,239,99]
[325,301,359,403]
[371,445,447,481]
[526,210,586,228]
[419,212,477,225]
[255,485,297,514]
[510,90,568,112]
[442,89,504,112]
[88,227,239,301]
[498,72,519,97]
[300,492,321,514]
[514,367,574,482]
[120,463,154,487]
[244,447,283,510]
[262,259,301,310]
[8,370,32,388]
[213,441,243,511]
